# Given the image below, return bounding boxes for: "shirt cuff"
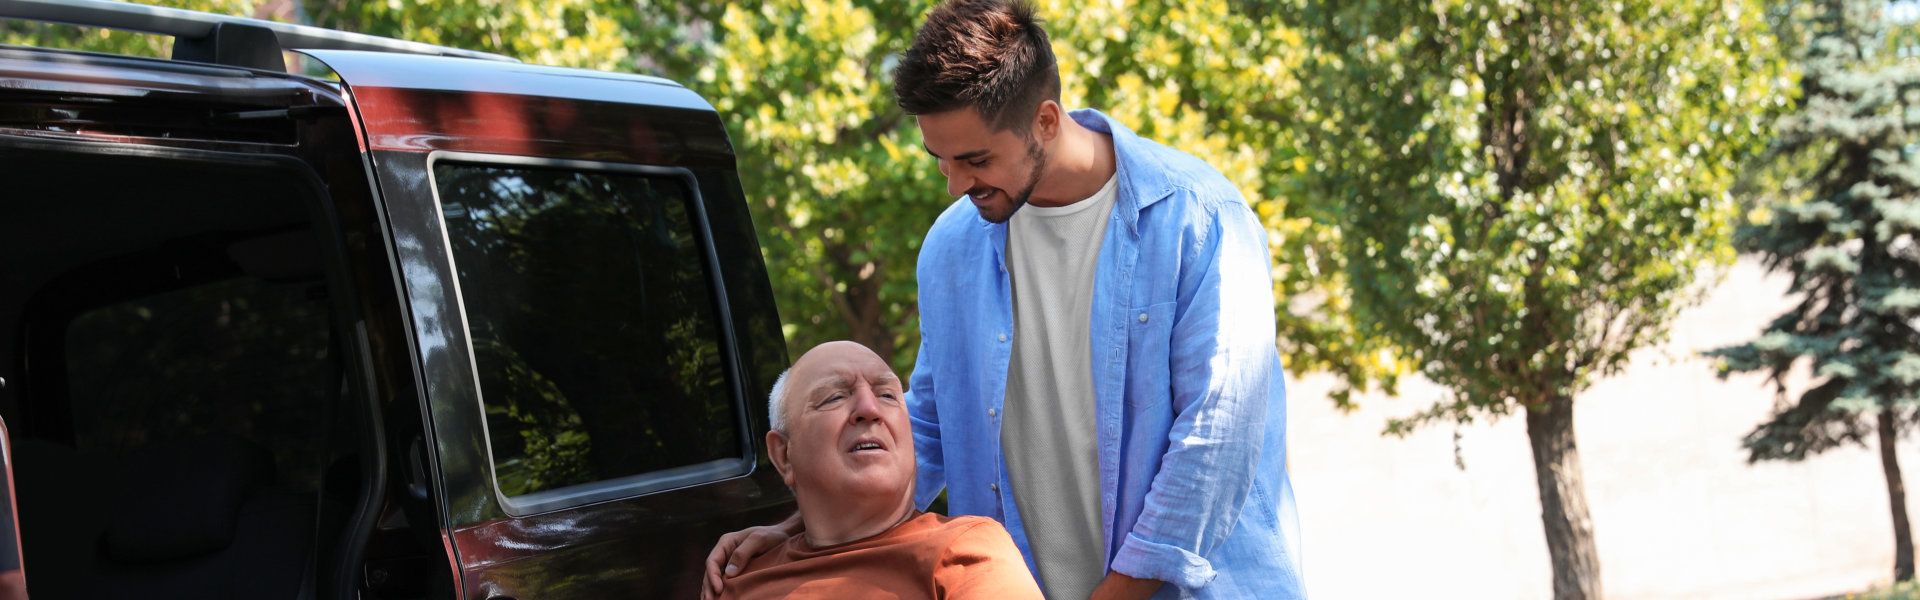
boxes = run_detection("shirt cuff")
[1110,532,1217,592]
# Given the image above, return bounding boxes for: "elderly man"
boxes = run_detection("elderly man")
[716,341,1042,600]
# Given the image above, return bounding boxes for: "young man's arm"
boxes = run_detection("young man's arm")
[701,512,802,600]
[907,335,948,510]
[1089,571,1164,600]
[1108,196,1279,594]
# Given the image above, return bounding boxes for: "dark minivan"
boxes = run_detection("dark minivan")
[0,0,795,597]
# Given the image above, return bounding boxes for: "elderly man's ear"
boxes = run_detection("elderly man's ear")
[767,430,796,487]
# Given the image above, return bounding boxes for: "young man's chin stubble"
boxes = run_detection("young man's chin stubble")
[974,138,1049,224]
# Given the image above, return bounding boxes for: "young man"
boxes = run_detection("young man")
[719,341,1041,600]
[708,1,1305,598]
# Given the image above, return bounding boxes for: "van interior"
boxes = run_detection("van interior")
[0,141,441,599]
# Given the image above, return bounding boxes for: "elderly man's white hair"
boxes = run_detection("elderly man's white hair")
[768,367,793,433]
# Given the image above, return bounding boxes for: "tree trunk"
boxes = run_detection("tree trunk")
[1878,409,1915,582]
[1525,394,1602,600]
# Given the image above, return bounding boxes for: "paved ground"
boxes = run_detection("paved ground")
[1288,260,1918,599]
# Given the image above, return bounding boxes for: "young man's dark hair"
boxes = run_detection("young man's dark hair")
[892,0,1061,135]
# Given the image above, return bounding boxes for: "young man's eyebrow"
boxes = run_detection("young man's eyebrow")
[923,144,989,161]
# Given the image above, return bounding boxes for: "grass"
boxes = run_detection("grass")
[1844,581,1920,600]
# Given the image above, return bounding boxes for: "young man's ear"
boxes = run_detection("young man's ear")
[767,430,795,487]
[1033,100,1062,142]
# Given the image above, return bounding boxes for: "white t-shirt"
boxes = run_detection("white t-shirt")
[1001,172,1120,599]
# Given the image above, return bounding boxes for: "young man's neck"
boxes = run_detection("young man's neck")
[1027,117,1117,208]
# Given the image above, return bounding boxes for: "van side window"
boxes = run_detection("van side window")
[432,162,743,500]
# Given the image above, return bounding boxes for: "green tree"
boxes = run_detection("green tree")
[304,0,635,71]
[1284,0,1789,597]
[1041,0,1405,403]
[692,0,943,366]
[1707,0,1920,583]
[692,0,1402,396]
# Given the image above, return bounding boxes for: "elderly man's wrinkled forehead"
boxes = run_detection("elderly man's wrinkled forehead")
[779,341,901,425]
[791,341,900,399]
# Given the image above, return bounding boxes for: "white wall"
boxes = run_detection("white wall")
[1290,260,1920,599]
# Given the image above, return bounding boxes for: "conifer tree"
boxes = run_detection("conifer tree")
[1709,0,1920,583]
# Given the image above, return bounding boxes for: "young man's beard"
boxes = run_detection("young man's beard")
[979,136,1049,224]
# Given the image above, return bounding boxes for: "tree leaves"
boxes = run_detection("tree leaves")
[1286,0,1788,430]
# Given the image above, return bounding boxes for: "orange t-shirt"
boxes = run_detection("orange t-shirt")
[718,511,1043,600]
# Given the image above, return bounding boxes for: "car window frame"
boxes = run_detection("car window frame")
[423,150,755,517]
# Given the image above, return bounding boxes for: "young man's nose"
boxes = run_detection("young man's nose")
[944,167,974,198]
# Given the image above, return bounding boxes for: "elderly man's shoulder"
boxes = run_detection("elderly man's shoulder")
[914,514,1042,598]
[720,512,1039,600]
[931,514,1016,545]
[878,512,1017,553]
[905,513,1018,552]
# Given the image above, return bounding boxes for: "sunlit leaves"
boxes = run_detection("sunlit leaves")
[693,0,1388,385]
[307,0,636,71]
[1286,0,1789,429]
[690,0,942,366]
[17,0,1400,398]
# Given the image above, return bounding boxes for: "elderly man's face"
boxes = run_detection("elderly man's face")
[772,341,914,507]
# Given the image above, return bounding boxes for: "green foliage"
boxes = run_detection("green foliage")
[1708,0,1920,462]
[1041,0,1404,404]
[1285,0,1790,431]
[305,0,635,70]
[680,0,1397,389]
[1851,580,1920,600]
[10,0,1401,403]
[694,0,945,366]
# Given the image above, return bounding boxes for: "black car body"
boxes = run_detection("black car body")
[0,1,794,597]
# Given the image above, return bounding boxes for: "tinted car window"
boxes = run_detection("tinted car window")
[432,161,742,500]
[65,276,334,491]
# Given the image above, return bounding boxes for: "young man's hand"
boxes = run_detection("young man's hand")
[1087,570,1164,600]
[701,512,803,600]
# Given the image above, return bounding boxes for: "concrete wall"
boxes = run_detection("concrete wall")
[1290,260,1920,599]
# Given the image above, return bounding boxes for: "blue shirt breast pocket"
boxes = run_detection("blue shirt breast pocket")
[1123,300,1178,409]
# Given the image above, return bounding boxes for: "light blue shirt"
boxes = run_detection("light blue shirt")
[908,109,1306,599]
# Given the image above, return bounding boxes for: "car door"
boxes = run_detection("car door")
[0,418,23,600]
[303,49,793,599]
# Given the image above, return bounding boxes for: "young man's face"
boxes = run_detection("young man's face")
[918,107,1047,224]
[770,342,915,509]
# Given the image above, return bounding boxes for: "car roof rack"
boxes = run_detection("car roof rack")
[0,0,517,71]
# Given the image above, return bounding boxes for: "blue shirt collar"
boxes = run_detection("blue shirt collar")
[1068,108,1172,236]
